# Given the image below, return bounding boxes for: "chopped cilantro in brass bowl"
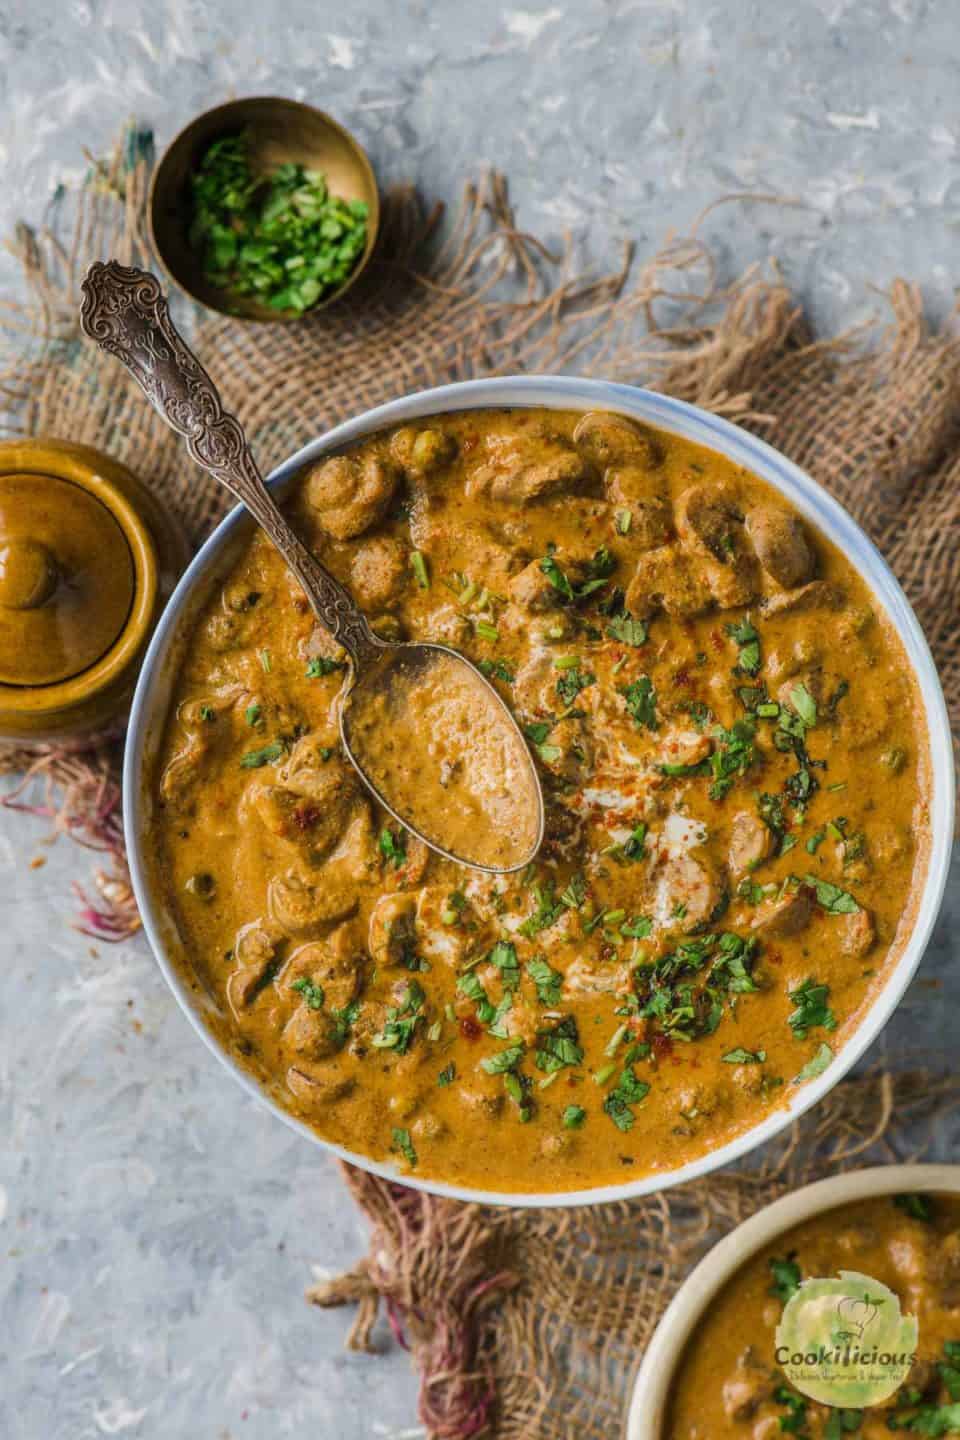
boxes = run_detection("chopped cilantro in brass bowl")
[149,97,380,322]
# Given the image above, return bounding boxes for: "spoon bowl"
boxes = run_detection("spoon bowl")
[78,261,544,873]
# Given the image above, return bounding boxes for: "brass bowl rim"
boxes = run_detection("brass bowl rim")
[0,441,159,714]
[147,95,381,323]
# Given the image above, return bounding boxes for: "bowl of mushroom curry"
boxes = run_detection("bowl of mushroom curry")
[124,377,953,1205]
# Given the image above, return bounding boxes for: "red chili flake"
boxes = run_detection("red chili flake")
[767,948,784,966]
[459,1015,482,1040]
[600,943,617,963]
[710,628,725,652]
[291,803,321,831]
[673,668,691,688]
[652,1033,674,1060]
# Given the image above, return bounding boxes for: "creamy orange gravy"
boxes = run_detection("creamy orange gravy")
[667,1193,960,1438]
[344,649,540,870]
[151,407,930,1193]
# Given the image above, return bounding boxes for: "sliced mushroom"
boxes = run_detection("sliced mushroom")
[838,907,875,958]
[280,940,362,1013]
[750,889,812,939]
[728,812,773,876]
[676,483,760,608]
[269,870,358,936]
[746,504,816,589]
[573,411,665,470]
[367,892,419,967]
[349,535,409,610]
[466,432,590,506]
[625,545,713,619]
[390,425,458,478]
[761,580,845,618]
[304,450,399,540]
[287,1064,355,1108]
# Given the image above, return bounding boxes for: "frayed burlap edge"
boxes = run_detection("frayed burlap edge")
[309,1067,960,1439]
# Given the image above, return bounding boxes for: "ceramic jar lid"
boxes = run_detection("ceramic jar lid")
[0,438,189,740]
[0,471,136,685]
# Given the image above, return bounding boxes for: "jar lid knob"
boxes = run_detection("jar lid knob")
[0,537,59,610]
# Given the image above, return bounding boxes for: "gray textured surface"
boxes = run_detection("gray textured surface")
[1,2,958,1436]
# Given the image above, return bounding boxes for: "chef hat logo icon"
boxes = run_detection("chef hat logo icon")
[834,1294,880,1342]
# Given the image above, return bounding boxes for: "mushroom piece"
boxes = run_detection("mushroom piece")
[367,892,419,967]
[625,545,713,619]
[303,450,399,540]
[676,483,760,608]
[761,580,845,618]
[465,432,590,506]
[603,469,673,551]
[226,921,282,1016]
[573,411,665,470]
[280,939,362,1014]
[653,851,726,933]
[390,425,458,479]
[508,555,586,613]
[349,536,409,610]
[287,1064,355,1108]
[746,504,816,589]
[728,811,773,876]
[281,1004,346,1062]
[751,889,813,939]
[838,907,875,958]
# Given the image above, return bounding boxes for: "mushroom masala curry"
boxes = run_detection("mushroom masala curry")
[667,1193,960,1438]
[152,407,930,1193]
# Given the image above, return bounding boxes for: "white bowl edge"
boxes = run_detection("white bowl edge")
[625,1162,960,1440]
[123,376,956,1209]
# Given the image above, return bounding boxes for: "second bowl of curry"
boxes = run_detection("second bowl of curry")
[124,377,954,1206]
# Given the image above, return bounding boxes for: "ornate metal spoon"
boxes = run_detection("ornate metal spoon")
[79,261,544,874]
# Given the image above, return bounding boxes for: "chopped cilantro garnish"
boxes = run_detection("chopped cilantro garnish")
[794,1041,834,1083]
[723,1047,766,1064]
[437,1062,456,1087]
[602,1066,651,1132]
[804,874,860,914]
[245,703,262,727]
[291,977,325,1010]
[306,656,346,678]
[481,1041,525,1075]
[392,1127,418,1168]
[379,827,408,869]
[556,663,595,708]
[526,956,563,1006]
[478,658,516,684]
[619,675,658,731]
[411,551,430,589]
[562,1105,587,1129]
[534,1015,584,1074]
[239,741,285,768]
[488,940,520,991]
[199,703,216,722]
[606,611,649,647]
[787,977,837,1039]
[894,1193,933,1222]
[726,617,761,676]
[770,1255,802,1302]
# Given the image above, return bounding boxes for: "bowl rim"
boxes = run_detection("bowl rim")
[624,1162,960,1440]
[123,375,955,1208]
[147,94,381,321]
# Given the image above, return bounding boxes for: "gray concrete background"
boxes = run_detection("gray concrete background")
[1,2,958,1436]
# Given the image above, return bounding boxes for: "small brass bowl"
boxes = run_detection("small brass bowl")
[148,96,380,322]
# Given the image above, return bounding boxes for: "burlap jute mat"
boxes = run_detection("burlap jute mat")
[2,132,959,1438]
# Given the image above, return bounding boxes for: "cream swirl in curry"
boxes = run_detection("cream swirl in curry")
[152,408,929,1193]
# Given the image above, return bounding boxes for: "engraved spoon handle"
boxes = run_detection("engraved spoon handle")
[78,260,383,671]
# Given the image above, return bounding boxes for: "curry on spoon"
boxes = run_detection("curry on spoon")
[78,260,544,873]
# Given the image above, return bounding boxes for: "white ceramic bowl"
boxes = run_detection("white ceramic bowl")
[625,1163,960,1439]
[124,377,955,1207]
